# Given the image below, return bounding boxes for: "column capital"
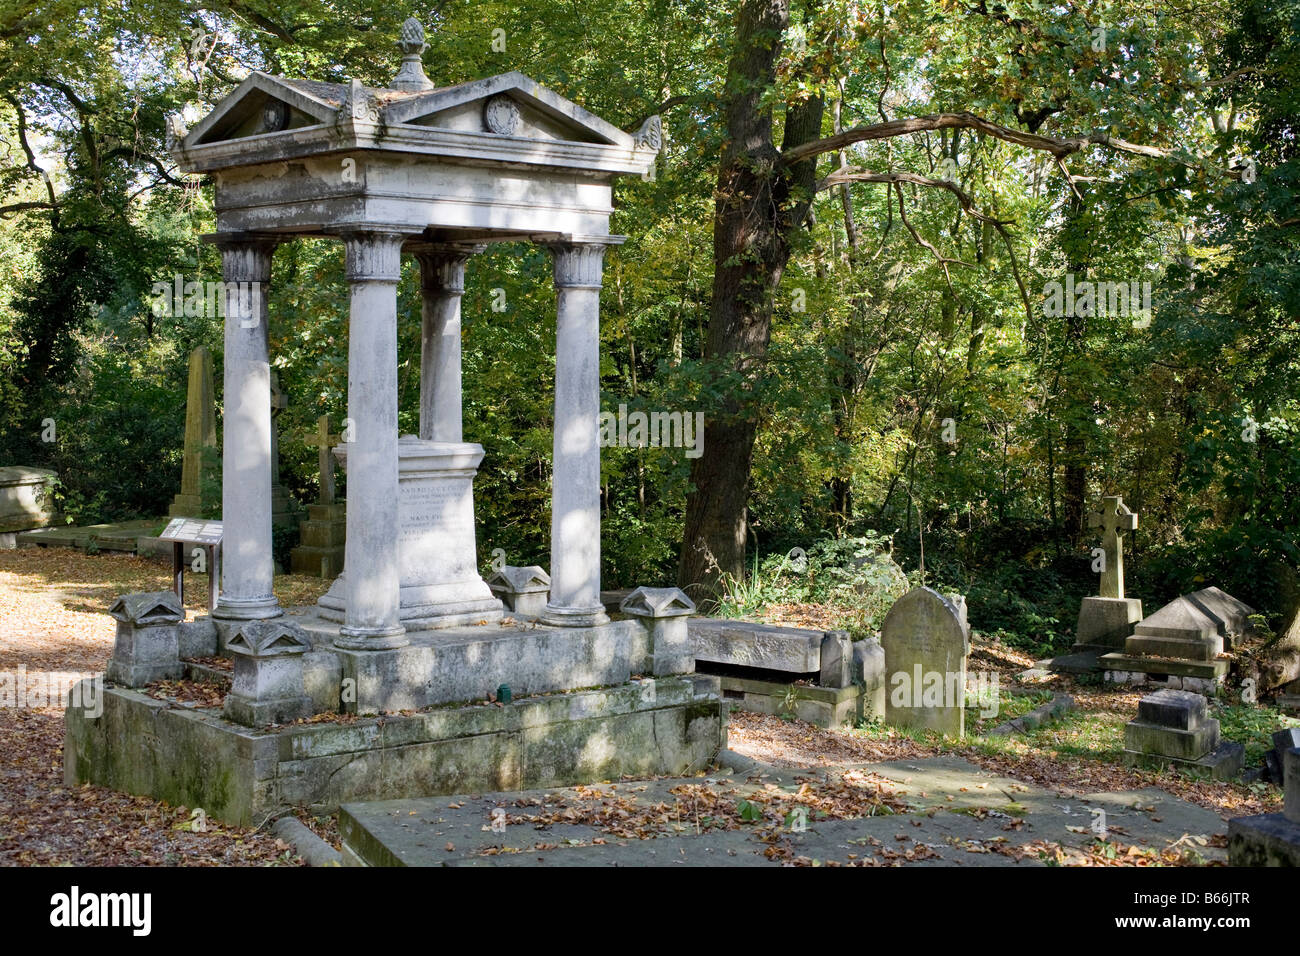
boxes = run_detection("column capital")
[543,239,621,290]
[341,230,406,283]
[214,236,277,284]
[411,244,484,294]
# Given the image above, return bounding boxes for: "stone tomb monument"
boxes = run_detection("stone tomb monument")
[0,465,56,548]
[880,587,971,737]
[1100,586,1251,693]
[64,19,722,826]
[1122,688,1244,780]
[687,617,886,729]
[1073,495,1143,653]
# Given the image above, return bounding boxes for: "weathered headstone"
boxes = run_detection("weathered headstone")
[1072,495,1143,653]
[1122,688,1243,779]
[169,346,218,518]
[290,415,347,577]
[881,587,971,737]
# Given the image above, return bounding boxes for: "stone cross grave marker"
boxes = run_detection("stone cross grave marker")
[169,345,217,518]
[1089,495,1137,599]
[305,414,341,505]
[880,587,971,737]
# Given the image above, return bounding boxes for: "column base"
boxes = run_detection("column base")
[539,603,609,628]
[334,624,408,651]
[212,595,283,621]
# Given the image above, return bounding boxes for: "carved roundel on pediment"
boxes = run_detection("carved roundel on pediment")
[261,100,290,133]
[483,94,520,136]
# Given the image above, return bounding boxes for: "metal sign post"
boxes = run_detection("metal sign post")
[159,518,224,611]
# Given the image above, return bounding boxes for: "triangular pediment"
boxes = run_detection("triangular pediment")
[384,72,635,148]
[109,591,184,625]
[185,73,340,147]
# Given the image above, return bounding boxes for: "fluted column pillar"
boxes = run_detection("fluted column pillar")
[413,246,480,443]
[335,231,407,649]
[213,236,281,621]
[540,239,619,628]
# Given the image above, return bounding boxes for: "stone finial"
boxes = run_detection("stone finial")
[619,586,695,618]
[165,112,188,152]
[487,565,551,618]
[109,591,184,626]
[226,619,311,657]
[634,114,663,152]
[391,17,435,92]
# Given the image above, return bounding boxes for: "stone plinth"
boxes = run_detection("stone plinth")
[1073,596,1143,652]
[105,592,185,687]
[487,565,550,619]
[1122,689,1243,780]
[1099,589,1249,692]
[320,438,502,629]
[620,586,695,676]
[64,673,724,827]
[290,502,347,577]
[223,619,313,726]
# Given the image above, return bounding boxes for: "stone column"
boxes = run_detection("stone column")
[414,246,479,443]
[213,237,281,622]
[335,231,407,650]
[540,240,614,627]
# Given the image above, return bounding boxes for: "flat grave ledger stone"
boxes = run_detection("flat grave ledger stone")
[880,587,970,737]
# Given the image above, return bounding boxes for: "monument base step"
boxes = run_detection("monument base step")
[1099,652,1229,690]
[289,544,344,578]
[1045,649,1104,675]
[1122,741,1244,781]
[1228,813,1300,865]
[714,674,870,729]
[63,675,724,827]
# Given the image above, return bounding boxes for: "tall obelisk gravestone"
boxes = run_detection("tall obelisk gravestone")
[169,346,218,518]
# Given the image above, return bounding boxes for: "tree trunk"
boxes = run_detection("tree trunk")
[677,0,822,603]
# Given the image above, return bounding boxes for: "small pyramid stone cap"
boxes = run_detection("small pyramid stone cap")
[109,591,184,625]
[620,586,696,618]
[486,565,550,593]
[1134,596,1220,640]
[226,619,311,657]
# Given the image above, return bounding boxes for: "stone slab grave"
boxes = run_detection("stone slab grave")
[1122,689,1244,780]
[1100,586,1250,692]
[19,518,161,553]
[688,617,885,729]
[0,465,56,549]
[62,19,722,825]
[1049,495,1142,674]
[1229,745,1300,865]
[338,754,1228,866]
[881,588,970,737]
